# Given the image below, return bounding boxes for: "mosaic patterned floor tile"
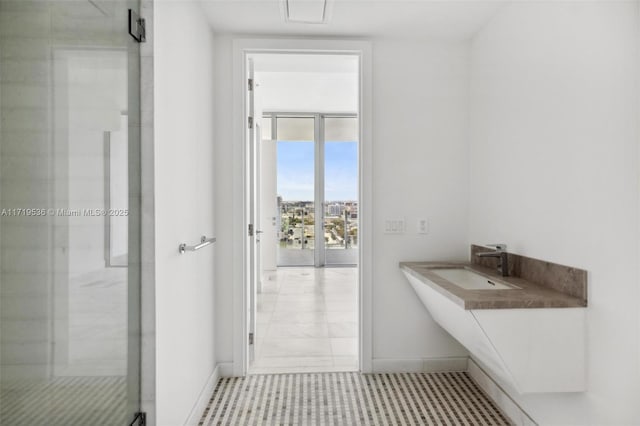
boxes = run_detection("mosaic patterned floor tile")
[199,371,512,425]
[0,376,126,426]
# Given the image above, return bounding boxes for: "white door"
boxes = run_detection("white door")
[260,136,277,273]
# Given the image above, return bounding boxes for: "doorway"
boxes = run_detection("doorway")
[245,54,360,374]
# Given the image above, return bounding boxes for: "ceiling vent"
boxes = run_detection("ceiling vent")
[283,0,331,24]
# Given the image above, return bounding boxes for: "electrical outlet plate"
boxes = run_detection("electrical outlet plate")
[418,218,429,234]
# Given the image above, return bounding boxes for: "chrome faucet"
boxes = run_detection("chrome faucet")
[476,244,509,277]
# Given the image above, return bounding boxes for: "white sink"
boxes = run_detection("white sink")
[432,268,517,290]
[401,264,587,393]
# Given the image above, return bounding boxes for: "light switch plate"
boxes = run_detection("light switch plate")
[384,218,405,234]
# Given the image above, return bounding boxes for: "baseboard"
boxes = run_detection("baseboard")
[467,358,537,426]
[184,365,221,426]
[218,362,234,377]
[372,357,468,373]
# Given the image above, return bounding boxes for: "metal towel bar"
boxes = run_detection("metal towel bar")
[179,236,216,254]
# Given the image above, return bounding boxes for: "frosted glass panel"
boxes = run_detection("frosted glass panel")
[261,116,272,141]
[276,117,314,141]
[325,117,358,142]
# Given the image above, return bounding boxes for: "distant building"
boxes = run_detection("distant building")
[276,195,283,239]
[350,203,358,219]
[327,203,344,216]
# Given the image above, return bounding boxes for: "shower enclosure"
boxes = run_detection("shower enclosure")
[0,1,143,424]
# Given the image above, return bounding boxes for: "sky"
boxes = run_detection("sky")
[277,141,357,201]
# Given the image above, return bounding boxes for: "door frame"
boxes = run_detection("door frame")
[247,57,258,365]
[232,38,373,376]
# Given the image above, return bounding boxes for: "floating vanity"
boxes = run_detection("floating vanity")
[401,245,587,394]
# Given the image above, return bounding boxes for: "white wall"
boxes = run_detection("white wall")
[154,2,217,425]
[213,34,235,367]
[468,2,640,424]
[370,39,469,366]
[214,36,471,369]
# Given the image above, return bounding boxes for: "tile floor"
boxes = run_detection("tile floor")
[0,376,126,426]
[66,267,127,376]
[199,372,512,425]
[0,267,129,425]
[251,267,358,374]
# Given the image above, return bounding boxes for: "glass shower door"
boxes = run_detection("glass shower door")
[0,1,142,424]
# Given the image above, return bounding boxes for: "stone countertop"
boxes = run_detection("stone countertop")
[400,261,588,310]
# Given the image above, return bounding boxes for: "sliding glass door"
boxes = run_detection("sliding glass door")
[275,116,316,266]
[271,114,358,267]
[323,117,359,266]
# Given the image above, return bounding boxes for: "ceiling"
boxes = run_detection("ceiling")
[199,1,507,40]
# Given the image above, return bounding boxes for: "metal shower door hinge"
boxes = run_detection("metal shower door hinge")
[128,9,146,43]
[129,412,146,426]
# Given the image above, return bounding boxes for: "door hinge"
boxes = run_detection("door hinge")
[248,78,254,91]
[249,332,254,345]
[248,116,253,129]
[128,9,146,43]
[129,412,146,426]
[248,223,254,237]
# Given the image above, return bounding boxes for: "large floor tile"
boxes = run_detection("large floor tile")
[250,266,358,374]
[256,310,273,324]
[333,356,359,369]
[252,356,334,368]
[257,297,277,313]
[259,338,332,357]
[270,310,327,323]
[324,299,357,312]
[326,310,358,323]
[330,338,358,356]
[328,322,357,338]
[250,365,339,374]
[275,298,326,312]
[266,323,329,339]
